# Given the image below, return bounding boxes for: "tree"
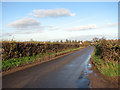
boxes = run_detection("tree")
[75,40,77,43]
[60,40,63,43]
[93,37,99,42]
[65,39,69,43]
[68,40,72,43]
[56,40,59,43]
[72,40,75,43]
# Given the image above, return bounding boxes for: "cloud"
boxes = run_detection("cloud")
[68,34,118,41]
[66,24,97,31]
[107,23,117,27]
[0,33,13,37]
[3,25,57,38]
[7,17,59,32]
[32,8,75,18]
[66,22,117,31]
[8,17,40,29]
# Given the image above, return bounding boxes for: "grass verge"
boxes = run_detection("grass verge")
[92,52,119,76]
[2,47,84,71]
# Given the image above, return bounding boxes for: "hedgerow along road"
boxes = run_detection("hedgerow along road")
[3,46,94,88]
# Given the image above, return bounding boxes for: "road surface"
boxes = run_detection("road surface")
[3,46,94,88]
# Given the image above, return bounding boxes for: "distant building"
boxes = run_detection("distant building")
[79,42,82,45]
[43,42,46,44]
[40,42,46,44]
[90,42,97,45]
[90,43,94,45]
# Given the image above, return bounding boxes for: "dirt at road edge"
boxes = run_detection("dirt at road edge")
[88,60,119,88]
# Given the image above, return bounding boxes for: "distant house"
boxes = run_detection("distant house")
[79,42,82,45]
[90,43,94,45]
[40,42,46,44]
[90,42,97,45]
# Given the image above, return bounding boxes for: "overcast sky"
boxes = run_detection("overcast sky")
[2,2,118,41]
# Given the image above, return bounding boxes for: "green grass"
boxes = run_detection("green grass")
[2,47,83,71]
[92,54,119,76]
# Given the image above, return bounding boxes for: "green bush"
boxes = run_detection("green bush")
[92,39,119,76]
[2,41,80,61]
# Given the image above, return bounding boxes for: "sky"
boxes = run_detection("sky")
[1,2,118,41]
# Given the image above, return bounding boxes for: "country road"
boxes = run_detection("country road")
[3,46,94,88]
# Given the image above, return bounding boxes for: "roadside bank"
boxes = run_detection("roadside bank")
[88,58,118,88]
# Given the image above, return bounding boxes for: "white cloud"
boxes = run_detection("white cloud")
[66,22,117,31]
[0,33,12,37]
[107,23,117,27]
[3,25,58,38]
[67,24,97,31]
[68,33,118,41]
[8,17,40,29]
[32,8,75,18]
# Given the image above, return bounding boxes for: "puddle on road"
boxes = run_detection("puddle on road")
[77,72,90,88]
[77,62,118,88]
[77,47,95,88]
[77,62,93,88]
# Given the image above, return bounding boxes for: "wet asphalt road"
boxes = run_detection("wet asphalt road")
[3,46,94,88]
